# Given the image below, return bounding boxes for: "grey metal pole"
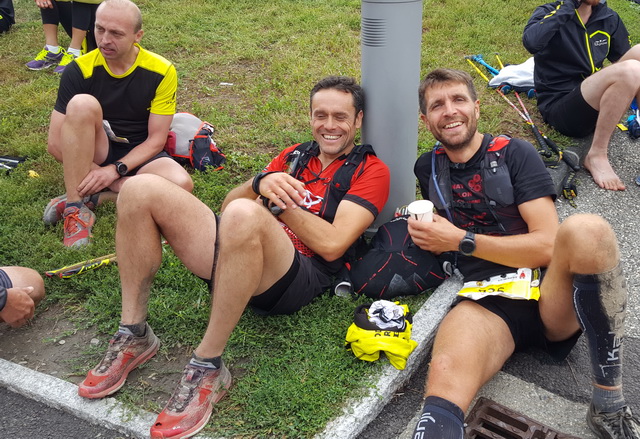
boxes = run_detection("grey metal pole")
[361,0,423,227]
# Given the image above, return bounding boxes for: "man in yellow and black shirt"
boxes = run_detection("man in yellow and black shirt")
[44,0,192,248]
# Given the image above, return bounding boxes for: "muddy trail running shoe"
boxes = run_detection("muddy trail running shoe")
[78,324,160,399]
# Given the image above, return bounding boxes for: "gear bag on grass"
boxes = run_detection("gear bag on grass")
[164,112,226,171]
[345,301,418,370]
[349,215,448,300]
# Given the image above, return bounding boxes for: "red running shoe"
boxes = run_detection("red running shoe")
[62,205,96,248]
[150,362,232,439]
[78,324,159,399]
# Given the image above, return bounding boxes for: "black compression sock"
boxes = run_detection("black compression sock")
[573,264,627,388]
[412,396,464,439]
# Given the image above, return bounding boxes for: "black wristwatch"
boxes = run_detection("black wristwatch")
[458,231,476,256]
[114,161,128,176]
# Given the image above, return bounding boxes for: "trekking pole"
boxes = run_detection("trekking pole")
[494,52,505,70]
[45,254,117,279]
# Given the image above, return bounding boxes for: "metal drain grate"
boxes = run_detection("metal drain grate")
[465,397,581,439]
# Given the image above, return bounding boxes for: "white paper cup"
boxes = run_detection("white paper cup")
[407,200,434,222]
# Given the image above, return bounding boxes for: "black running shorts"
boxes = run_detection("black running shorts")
[101,140,172,176]
[542,87,599,138]
[0,268,12,289]
[249,252,332,316]
[457,295,581,361]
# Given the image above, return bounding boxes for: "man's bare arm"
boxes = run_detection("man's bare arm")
[409,196,558,269]
[280,200,375,262]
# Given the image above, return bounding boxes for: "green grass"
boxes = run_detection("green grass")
[1,0,639,437]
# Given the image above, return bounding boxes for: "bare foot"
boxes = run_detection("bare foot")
[583,154,626,191]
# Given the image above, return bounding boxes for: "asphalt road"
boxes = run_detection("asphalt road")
[0,387,130,439]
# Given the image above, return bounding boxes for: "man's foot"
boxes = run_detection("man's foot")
[62,205,96,248]
[583,154,626,191]
[150,362,232,439]
[44,194,97,226]
[78,324,160,399]
[54,51,78,74]
[25,47,65,70]
[587,404,640,439]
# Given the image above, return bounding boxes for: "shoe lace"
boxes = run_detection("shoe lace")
[165,366,209,413]
[64,208,91,236]
[59,52,75,66]
[604,408,640,439]
[33,49,48,61]
[96,332,133,374]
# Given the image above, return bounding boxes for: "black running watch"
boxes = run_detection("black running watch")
[458,231,476,256]
[114,161,128,176]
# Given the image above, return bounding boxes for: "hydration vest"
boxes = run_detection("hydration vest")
[285,141,376,223]
[429,135,513,233]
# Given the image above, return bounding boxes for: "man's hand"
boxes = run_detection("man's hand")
[257,172,307,211]
[34,0,54,9]
[0,287,35,328]
[77,165,119,197]
[407,214,465,255]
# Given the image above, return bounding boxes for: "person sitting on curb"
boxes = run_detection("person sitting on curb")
[409,68,639,439]
[77,76,390,439]
[44,0,192,248]
[523,0,640,191]
[0,266,45,328]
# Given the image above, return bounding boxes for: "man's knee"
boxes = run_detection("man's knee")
[117,174,167,214]
[65,94,102,122]
[556,214,619,272]
[220,199,269,242]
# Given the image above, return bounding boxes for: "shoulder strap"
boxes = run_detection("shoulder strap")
[320,144,376,223]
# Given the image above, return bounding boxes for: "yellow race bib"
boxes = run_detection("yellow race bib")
[458,268,541,301]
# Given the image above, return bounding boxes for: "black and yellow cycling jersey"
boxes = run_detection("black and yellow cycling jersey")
[54,43,177,147]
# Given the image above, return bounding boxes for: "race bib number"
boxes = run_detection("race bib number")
[458,268,541,301]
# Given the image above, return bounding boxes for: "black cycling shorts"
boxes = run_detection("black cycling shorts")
[457,295,581,361]
[0,268,13,289]
[249,252,332,316]
[542,87,599,138]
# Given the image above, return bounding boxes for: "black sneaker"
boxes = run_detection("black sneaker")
[587,404,640,439]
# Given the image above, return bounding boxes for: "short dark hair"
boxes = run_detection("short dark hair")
[310,76,365,115]
[418,68,477,115]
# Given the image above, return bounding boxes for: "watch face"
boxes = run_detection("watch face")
[460,237,475,255]
[116,162,127,176]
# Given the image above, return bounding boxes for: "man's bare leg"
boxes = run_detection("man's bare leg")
[58,94,109,204]
[116,175,218,325]
[581,49,640,191]
[192,198,296,359]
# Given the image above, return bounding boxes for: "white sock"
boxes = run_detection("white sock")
[67,47,81,57]
[45,45,60,53]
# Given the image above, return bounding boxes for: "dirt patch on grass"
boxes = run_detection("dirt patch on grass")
[0,303,195,412]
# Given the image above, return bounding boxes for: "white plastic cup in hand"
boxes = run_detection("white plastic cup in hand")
[407,200,434,222]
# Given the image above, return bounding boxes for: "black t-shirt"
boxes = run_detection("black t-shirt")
[414,134,556,281]
[54,44,177,147]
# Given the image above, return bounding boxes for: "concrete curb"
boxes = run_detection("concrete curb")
[0,358,156,439]
[316,275,462,439]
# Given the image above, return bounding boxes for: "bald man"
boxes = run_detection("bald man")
[44,0,192,248]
